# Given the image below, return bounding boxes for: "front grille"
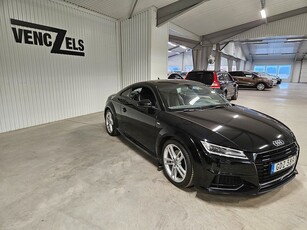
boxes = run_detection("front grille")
[255,143,298,184]
[211,175,243,189]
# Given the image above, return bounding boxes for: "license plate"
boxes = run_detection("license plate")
[271,155,296,174]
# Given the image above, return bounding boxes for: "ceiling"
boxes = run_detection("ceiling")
[167,42,191,58]
[64,0,307,36]
[63,0,177,19]
[64,0,307,60]
[172,0,307,36]
[240,36,307,61]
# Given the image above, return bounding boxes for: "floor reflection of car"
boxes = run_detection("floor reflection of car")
[185,70,238,100]
[104,80,299,194]
[229,71,273,91]
[168,73,183,79]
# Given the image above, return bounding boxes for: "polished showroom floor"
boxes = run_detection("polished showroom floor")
[0,83,306,229]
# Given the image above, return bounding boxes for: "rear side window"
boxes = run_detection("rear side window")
[229,71,241,76]
[186,72,214,85]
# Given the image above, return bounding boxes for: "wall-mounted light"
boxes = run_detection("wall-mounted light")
[260,9,266,19]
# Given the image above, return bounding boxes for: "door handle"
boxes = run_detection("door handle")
[123,107,127,112]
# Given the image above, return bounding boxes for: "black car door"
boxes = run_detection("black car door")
[120,85,160,154]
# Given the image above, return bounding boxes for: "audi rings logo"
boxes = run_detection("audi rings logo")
[272,139,285,147]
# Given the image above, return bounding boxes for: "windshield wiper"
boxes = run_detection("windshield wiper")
[183,108,201,112]
[201,104,229,110]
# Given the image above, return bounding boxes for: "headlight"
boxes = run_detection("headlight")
[201,141,248,159]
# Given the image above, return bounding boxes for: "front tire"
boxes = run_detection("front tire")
[231,88,238,100]
[162,140,194,188]
[256,83,265,91]
[105,109,118,136]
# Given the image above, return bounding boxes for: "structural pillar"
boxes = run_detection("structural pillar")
[200,45,213,70]
[214,43,221,71]
[227,57,234,72]
[235,59,241,71]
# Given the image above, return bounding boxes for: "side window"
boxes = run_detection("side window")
[139,87,156,107]
[122,86,157,107]
[121,88,132,98]
[130,87,142,101]
[120,87,142,101]
[245,74,253,78]
[225,73,233,81]
[218,74,225,81]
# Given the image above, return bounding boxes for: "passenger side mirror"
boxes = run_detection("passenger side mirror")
[137,99,152,107]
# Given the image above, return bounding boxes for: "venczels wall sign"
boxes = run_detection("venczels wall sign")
[10,18,85,56]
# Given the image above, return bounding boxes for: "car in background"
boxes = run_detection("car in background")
[229,71,273,91]
[104,80,299,194]
[253,72,278,85]
[185,70,238,100]
[168,73,183,79]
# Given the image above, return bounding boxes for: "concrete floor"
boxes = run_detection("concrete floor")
[0,83,307,230]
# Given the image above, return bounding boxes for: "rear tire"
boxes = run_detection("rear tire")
[162,140,194,188]
[223,91,227,99]
[256,83,265,91]
[105,109,118,136]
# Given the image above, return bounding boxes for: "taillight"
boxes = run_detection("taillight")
[184,72,189,80]
[210,72,220,88]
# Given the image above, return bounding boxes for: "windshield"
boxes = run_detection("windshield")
[157,83,230,111]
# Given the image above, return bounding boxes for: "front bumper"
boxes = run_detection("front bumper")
[195,142,299,195]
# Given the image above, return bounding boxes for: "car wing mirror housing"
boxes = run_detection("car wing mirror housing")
[137,99,152,107]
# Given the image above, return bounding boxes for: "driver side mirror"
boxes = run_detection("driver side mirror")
[137,99,152,107]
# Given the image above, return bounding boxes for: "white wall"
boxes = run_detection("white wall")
[0,0,119,133]
[121,7,168,86]
[168,51,193,72]
[149,8,168,80]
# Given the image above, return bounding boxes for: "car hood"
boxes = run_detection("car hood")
[173,105,294,153]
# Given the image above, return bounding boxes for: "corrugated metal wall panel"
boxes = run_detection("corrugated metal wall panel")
[300,60,307,83]
[0,0,119,133]
[230,13,307,40]
[120,10,150,87]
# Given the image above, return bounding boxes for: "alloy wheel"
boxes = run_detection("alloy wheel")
[257,83,265,91]
[105,110,114,134]
[163,143,187,183]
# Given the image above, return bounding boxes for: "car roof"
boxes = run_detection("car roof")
[124,79,204,88]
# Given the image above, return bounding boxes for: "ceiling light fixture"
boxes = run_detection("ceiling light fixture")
[179,45,187,49]
[260,9,266,19]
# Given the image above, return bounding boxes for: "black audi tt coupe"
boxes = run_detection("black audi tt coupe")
[104,80,299,194]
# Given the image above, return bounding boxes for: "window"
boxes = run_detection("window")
[184,65,193,71]
[168,66,180,72]
[266,66,278,75]
[253,64,292,80]
[278,65,291,79]
[254,65,265,72]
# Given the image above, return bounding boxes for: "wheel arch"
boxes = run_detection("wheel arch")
[155,131,205,186]
[155,131,202,166]
[104,103,118,128]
